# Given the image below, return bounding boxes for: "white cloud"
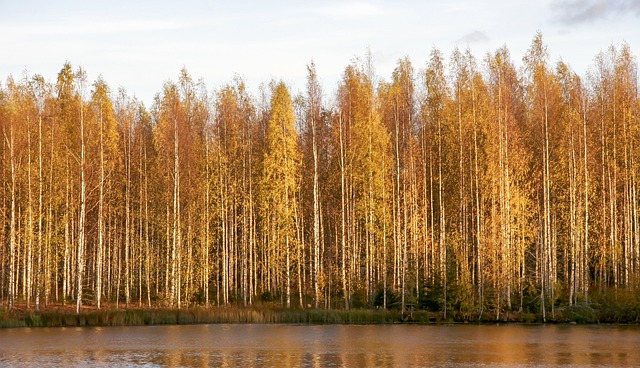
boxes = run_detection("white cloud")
[313,1,387,19]
[456,30,490,44]
[552,0,640,24]
[1,19,182,36]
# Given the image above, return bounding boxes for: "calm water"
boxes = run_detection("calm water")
[1,324,639,367]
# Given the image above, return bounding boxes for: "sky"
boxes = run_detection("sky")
[1,0,639,106]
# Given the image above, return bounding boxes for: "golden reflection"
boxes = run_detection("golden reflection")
[1,324,640,367]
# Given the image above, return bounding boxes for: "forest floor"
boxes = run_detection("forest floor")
[1,301,639,328]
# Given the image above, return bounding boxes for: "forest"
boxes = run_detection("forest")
[1,33,639,322]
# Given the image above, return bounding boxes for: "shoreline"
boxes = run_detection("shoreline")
[2,304,638,328]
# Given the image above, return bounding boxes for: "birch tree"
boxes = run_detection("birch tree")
[260,82,300,308]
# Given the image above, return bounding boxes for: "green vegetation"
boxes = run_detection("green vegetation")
[1,300,639,328]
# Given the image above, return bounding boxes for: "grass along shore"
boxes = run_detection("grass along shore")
[1,301,639,328]
[0,305,404,328]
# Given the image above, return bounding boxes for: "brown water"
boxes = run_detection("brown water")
[1,324,639,367]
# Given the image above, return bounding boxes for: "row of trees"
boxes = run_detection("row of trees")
[1,34,639,319]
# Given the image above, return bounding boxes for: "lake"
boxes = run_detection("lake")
[1,324,639,367]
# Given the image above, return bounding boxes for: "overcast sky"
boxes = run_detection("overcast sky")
[1,0,638,105]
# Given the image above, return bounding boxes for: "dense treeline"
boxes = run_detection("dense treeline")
[1,34,639,320]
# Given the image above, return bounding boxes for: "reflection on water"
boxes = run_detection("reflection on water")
[1,323,639,367]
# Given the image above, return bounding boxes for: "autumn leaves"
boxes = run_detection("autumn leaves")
[1,34,639,317]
